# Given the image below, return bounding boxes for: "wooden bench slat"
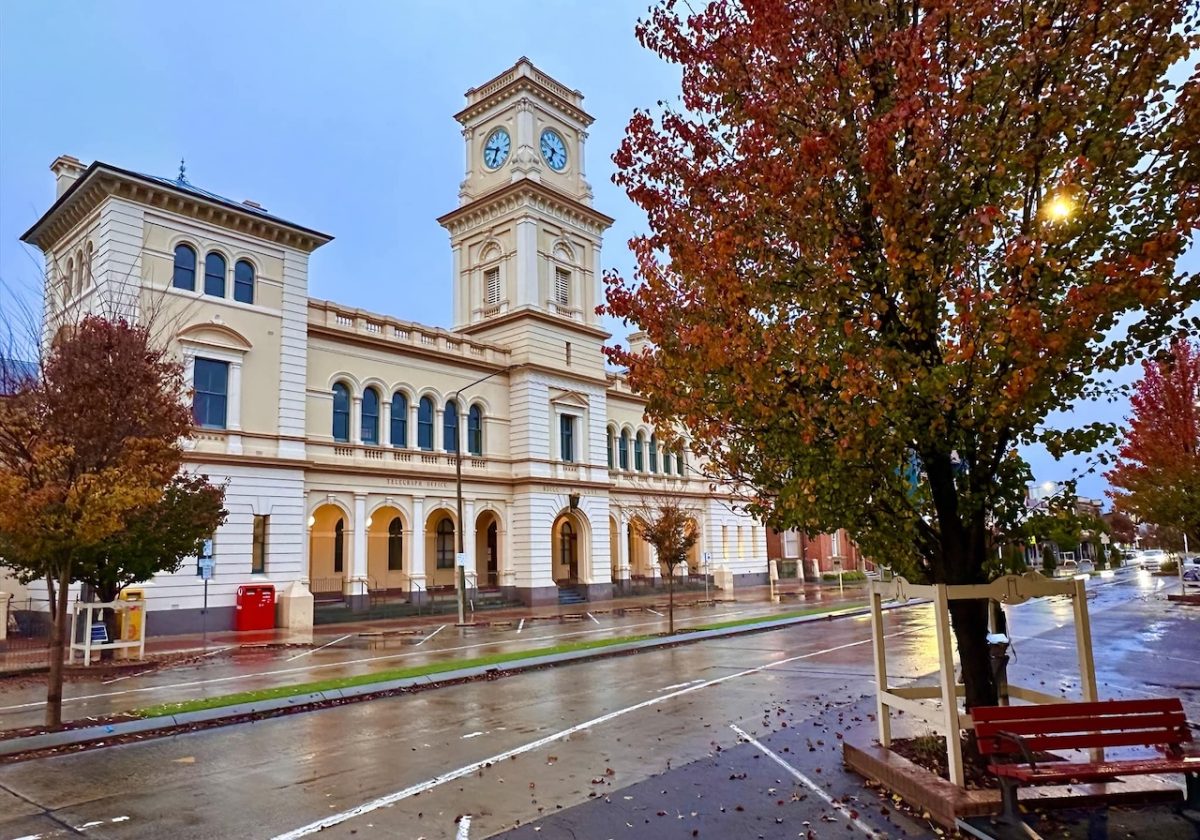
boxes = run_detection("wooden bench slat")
[992,756,1200,783]
[981,728,1188,755]
[975,711,1187,738]
[973,698,1183,724]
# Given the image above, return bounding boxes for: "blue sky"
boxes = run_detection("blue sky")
[1,1,1189,504]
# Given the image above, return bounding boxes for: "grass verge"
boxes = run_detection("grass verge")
[134,602,862,719]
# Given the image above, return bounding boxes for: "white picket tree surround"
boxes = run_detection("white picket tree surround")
[868,572,1099,787]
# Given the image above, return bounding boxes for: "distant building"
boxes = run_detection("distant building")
[765,528,870,580]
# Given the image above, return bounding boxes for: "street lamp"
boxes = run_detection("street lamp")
[451,367,508,625]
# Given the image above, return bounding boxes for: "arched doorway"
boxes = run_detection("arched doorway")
[609,515,620,580]
[367,505,407,592]
[425,510,457,589]
[475,510,502,588]
[309,503,349,596]
[551,511,589,587]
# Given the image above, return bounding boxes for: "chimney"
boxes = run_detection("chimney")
[627,330,653,356]
[50,155,86,198]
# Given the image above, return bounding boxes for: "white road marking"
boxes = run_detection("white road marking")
[730,723,879,836]
[0,608,886,714]
[286,634,352,662]
[270,628,919,839]
[586,612,600,625]
[461,731,485,739]
[455,814,471,840]
[415,624,447,646]
[101,670,154,685]
[517,618,525,633]
[655,679,704,693]
[646,608,665,616]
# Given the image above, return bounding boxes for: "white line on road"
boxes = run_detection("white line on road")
[656,679,703,693]
[517,618,525,633]
[646,608,664,616]
[730,723,879,836]
[285,634,353,662]
[586,612,600,625]
[270,628,918,839]
[101,669,154,685]
[455,814,471,840]
[415,624,447,646]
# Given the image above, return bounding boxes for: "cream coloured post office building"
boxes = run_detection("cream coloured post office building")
[19,59,768,634]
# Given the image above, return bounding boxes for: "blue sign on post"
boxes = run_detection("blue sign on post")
[90,622,109,644]
[199,556,215,581]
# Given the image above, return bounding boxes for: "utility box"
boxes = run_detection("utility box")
[278,580,314,635]
[117,588,145,642]
[236,584,276,632]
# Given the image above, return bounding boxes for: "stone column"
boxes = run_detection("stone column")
[463,500,476,584]
[380,397,391,447]
[350,493,369,608]
[351,396,363,446]
[410,400,420,449]
[434,408,444,452]
[409,497,426,597]
[227,359,243,455]
[618,519,631,581]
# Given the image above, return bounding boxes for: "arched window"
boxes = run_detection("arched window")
[85,242,93,288]
[387,517,403,571]
[172,244,196,290]
[65,257,75,300]
[436,518,455,568]
[467,404,483,456]
[204,252,226,297]
[75,249,84,294]
[234,259,254,304]
[333,518,345,573]
[619,430,630,470]
[391,392,408,447]
[635,432,646,472]
[663,450,673,475]
[332,382,351,442]
[418,396,435,450]
[361,387,380,445]
[676,448,685,476]
[649,434,658,473]
[606,427,615,469]
[443,399,459,453]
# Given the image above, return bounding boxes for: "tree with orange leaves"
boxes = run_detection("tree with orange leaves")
[603,0,1200,708]
[1106,338,1199,546]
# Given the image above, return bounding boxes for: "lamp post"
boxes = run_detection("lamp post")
[451,368,507,625]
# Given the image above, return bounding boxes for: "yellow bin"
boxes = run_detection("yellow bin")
[117,588,146,642]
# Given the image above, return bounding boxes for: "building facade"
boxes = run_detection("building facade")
[17,59,768,634]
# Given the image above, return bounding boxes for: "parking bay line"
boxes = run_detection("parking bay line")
[730,723,879,836]
[0,609,844,713]
[285,634,352,662]
[269,627,921,839]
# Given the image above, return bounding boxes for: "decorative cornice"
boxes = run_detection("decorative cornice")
[437,179,614,237]
[21,162,333,253]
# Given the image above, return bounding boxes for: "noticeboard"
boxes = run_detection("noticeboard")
[90,622,109,644]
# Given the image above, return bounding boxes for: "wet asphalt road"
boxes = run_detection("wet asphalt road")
[0,590,865,730]
[0,570,1194,840]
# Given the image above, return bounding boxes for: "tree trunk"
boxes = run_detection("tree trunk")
[948,598,998,710]
[45,565,71,727]
[668,564,675,635]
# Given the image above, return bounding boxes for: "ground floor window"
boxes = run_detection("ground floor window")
[436,518,455,568]
[251,514,268,574]
[388,517,403,571]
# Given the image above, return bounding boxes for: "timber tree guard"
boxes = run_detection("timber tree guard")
[868,572,1098,787]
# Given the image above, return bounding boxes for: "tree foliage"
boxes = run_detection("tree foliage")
[630,496,700,633]
[602,0,1200,708]
[1106,338,1200,543]
[0,316,225,725]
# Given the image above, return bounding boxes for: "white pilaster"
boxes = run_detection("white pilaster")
[351,396,363,446]
[515,217,539,307]
[410,498,426,588]
[226,359,243,455]
[380,397,391,447]
[351,494,368,586]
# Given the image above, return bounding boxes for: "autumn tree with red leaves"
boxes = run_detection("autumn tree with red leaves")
[0,316,226,725]
[603,0,1200,708]
[1107,338,1200,546]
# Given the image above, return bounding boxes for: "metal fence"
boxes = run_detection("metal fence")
[3,598,53,671]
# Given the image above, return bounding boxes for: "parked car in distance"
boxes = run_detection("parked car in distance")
[1183,564,1200,585]
[1139,549,1167,571]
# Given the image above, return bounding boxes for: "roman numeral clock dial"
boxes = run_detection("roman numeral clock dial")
[483,128,510,169]
[539,129,568,171]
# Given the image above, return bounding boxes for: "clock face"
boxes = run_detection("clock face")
[483,128,511,169]
[539,129,568,171]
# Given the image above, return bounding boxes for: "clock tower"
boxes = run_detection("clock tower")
[437,58,614,371]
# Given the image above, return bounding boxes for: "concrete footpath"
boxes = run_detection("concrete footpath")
[0,593,892,759]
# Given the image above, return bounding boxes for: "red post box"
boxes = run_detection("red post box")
[235,584,276,632]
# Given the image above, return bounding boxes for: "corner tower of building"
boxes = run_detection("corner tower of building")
[438,58,614,372]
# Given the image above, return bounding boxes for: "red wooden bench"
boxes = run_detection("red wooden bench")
[974,698,1199,833]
